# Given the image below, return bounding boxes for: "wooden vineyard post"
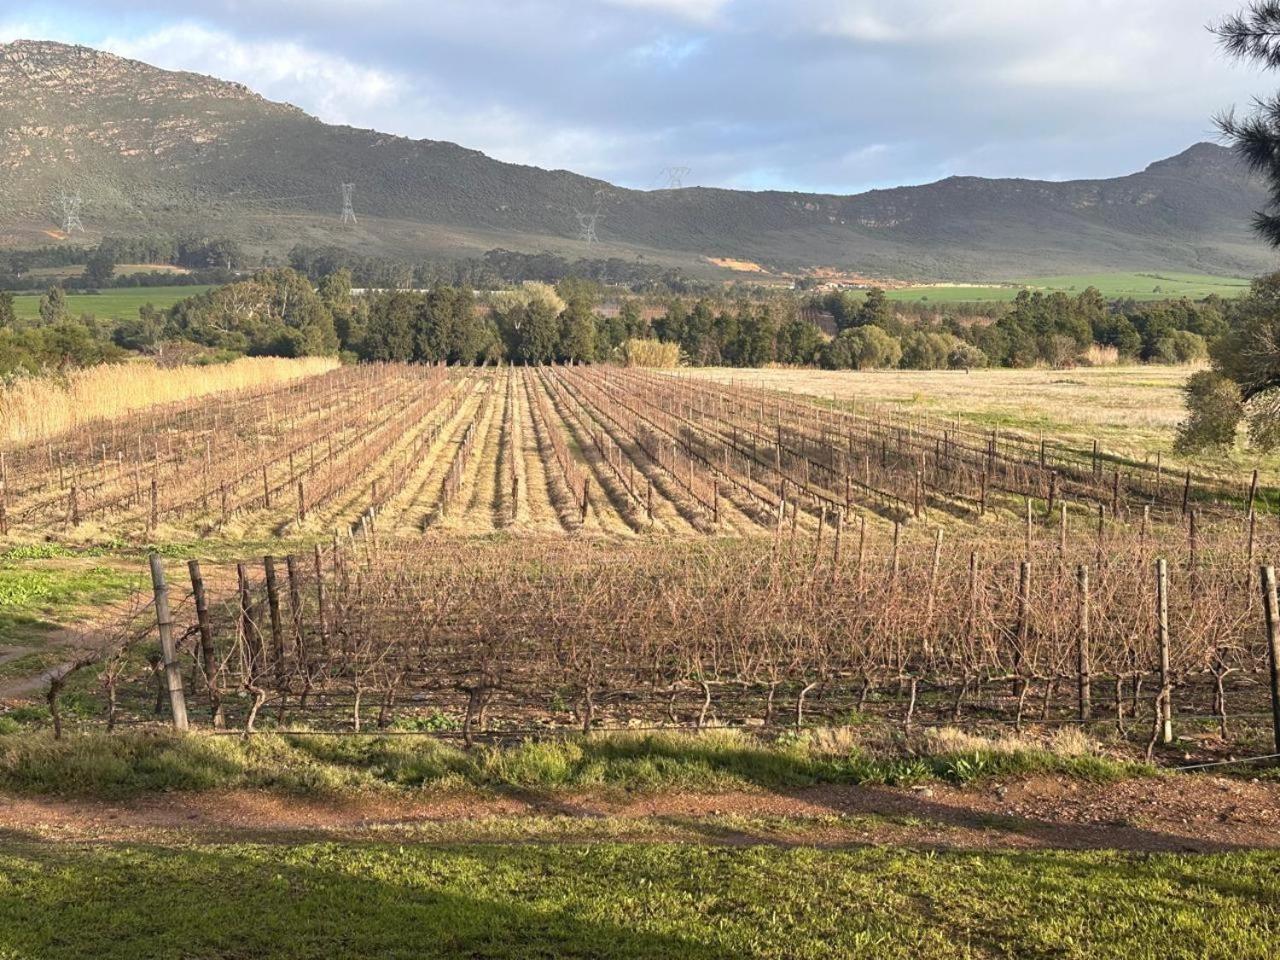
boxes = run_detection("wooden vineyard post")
[188,559,224,728]
[979,470,988,517]
[148,555,189,731]
[1015,560,1031,700]
[1181,469,1191,518]
[263,465,271,508]
[286,555,307,683]
[148,477,158,537]
[1248,469,1259,518]
[580,478,590,524]
[263,556,286,693]
[889,520,901,584]
[313,543,330,656]
[297,480,307,524]
[1155,558,1173,746]
[1261,566,1280,754]
[856,515,867,589]
[237,562,262,678]
[1077,564,1091,722]
[925,528,943,624]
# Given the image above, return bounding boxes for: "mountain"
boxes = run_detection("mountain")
[0,39,1274,281]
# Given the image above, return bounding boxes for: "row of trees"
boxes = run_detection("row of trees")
[287,245,710,296]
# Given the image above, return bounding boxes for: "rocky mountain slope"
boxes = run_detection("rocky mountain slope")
[0,40,1272,280]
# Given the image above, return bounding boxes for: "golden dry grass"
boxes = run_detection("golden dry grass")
[676,364,1280,477]
[0,356,339,446]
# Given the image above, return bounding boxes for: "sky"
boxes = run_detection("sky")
[0,1,1264,194]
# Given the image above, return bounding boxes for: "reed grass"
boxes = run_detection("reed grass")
[0,356,339,446]
[621,338,681,368]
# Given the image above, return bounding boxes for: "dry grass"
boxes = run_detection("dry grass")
[675,364,1280,476]
[0,356,339,446]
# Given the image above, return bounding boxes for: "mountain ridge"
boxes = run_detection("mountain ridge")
[0,39,1273,281]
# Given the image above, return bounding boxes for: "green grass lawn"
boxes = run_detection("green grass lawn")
[879,272,1250,304]
[0,840,1274,959]
[10,286,211,322]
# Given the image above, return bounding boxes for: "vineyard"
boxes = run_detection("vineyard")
[0,364,1265,543]
[5,364,1276,759]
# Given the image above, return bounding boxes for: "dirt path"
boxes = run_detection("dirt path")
[3,774,1278,851]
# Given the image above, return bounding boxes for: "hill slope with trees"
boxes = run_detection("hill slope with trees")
[0,40,1274,281]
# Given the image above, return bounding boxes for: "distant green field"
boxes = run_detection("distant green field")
[881,271,1251,304]
[10,286,209,322]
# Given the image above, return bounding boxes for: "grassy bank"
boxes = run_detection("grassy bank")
[0,355,339,445]
[0,728,1143,799]
[0,840,1275,959]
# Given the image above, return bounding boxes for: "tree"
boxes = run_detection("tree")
[619,300,650,339]
[1215,4,1280,247]
[775,314,823,365]
[856,288,896,332]
[82,249,116,288]
[558,295,597,363]
[361,291,417,362]
[1176,371,1244,452]
[39,286,68,325]
[824,325,902,370]
[493,283,564,364]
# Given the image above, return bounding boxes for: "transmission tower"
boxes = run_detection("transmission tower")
[574,208,602,244]
[58,190,84,234]
[660,166,691,189]
[340,183,357,225]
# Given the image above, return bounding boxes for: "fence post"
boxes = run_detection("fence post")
[313,543,330,656]
[149,554,189,731]
[1077,564,1091,721]
[1261,566,1280,754]
[187,559,223,728]
[263,555,286,691]
[1156,557,1172,746]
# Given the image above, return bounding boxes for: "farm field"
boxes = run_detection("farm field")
[10,284,211,321]
[1,361,1279,958]
[680,364,1280,478]
[875,271,1250,303]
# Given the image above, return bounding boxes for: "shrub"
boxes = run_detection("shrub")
[1175,370,1243,452]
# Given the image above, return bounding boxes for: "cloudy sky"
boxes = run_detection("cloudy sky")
[0,1,1263,193]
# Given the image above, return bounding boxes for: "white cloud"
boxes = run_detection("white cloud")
[597,0,728,23]
[99,23,400,125]
[0,0,1262,193]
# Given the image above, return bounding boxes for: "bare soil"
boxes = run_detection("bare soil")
[2,773,1277,851]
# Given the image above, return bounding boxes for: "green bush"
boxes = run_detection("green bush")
[1175,370,1243,453]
